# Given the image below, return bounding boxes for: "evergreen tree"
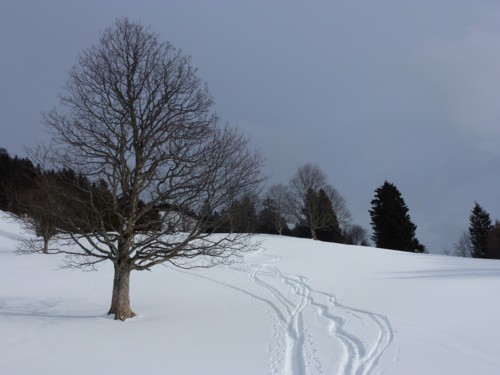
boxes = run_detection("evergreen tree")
[485,221,500,260]
[291,223,311,238]
[468,202,492,258]
[259,184,293,235]
[300,188,342,242]
[198,203,222,234]
[369,181,425,252]
[0,150,37,213]
[227,194,258,233]
[257,197,280,234]
[0,149,10,210]
[315,189,342,242]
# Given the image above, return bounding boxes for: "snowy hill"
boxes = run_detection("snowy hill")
[1,212,500,375]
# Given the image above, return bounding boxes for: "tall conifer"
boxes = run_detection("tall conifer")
[369,181,424,252]
[468,202,492,258]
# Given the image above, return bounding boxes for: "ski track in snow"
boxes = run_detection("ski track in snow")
[166,247,394,375]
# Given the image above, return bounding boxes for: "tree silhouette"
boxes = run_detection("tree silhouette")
[22,18,263,320]
[468,202,492,258]
[369,181,424,252]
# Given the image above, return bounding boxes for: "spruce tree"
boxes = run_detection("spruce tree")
[369,181,425,252]
[301,188,342,242]
[468,202,492,258]
[315,189,342,242]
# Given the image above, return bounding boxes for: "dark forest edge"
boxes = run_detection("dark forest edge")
[2,147,499,259]
[0,148,365,247]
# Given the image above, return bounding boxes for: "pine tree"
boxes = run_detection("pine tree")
[468,202,492,258]
[369,181,425,252]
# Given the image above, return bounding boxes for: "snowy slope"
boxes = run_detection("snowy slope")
[1,212,500,375]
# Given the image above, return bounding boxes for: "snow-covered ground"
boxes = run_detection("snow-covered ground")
[1,212,500,375]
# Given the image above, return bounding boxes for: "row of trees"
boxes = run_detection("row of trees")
[0,150,166,254]
[0,149,368,246]
[367,182,500,258]
[7,143,497,261]
[0,148,36,213]
[256,177,426,253]
[192,162,376,247]
[3,145,428,256]
[224,163,367,245]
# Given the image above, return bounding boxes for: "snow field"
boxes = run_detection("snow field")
[1,213,500,374]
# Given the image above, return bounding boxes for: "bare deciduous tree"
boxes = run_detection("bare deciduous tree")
[453,231,473,257]
[264,184,293,235]
[24,18,263,320]
[289,163,351,240]
[11,184,57,254]
[344,224,370,246]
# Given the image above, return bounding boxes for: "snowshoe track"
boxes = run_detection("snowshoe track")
[167,247,394,375]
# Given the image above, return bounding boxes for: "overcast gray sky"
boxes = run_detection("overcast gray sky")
[2,0,500,252]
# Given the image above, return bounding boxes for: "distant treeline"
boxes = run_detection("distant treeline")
[0,148,161,236]
[2,146,499,259]
[0,148,363,246]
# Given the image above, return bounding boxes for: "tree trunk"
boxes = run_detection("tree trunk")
[311,227,318,241]
[108,263,135,320]
[43,236,49,254]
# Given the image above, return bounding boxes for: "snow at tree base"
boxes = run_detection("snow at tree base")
[1,213,499,375]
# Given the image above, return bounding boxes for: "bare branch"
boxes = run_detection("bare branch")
[17,18,264,320]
